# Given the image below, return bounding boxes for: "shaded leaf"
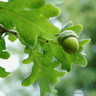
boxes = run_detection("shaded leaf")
[0,51,10,59]
[0,38,5,51]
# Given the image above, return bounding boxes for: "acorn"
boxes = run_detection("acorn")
[58,30,79,54]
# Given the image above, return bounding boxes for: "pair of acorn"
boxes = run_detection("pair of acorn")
[58,30,79,54]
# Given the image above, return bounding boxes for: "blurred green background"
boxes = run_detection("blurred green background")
[55,0,96,96]
[0,0,96,96]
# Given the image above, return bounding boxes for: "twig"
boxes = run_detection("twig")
[0,24,19,37]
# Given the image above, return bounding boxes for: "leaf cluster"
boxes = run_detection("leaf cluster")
[0,0,90,96]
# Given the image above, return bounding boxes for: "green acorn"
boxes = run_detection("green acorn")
[58,30,79,54]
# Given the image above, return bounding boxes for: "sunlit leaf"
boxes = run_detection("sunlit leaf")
[8,34,17,42]
[22,45,66,96]
[0,0,60,48]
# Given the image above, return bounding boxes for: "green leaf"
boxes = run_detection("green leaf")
[0,0,90,95]
[22,45,66,96]
[9,0,45,9]
[0,66,10,78]
[65,24,83,35]
[0,0,60,48]
[0,38,5,51]
[0,38,10,59]
[8,34,17,42]
[19,36,26,45]
[0,51,10,59]
[72,53,87,67]
[61,21,73,32]
[71,38,91,67]
[79,38,91,45]
[22,34,88,95]
[38,37,88,69]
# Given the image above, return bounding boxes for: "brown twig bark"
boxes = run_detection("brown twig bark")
[0,24,18,37]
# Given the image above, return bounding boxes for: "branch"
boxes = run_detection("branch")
[0,24,19,38]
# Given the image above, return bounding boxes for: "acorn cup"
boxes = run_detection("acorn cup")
[58,30,79,54]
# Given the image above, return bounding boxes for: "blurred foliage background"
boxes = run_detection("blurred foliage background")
[55,0,96,96]
[0,0,96,96]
